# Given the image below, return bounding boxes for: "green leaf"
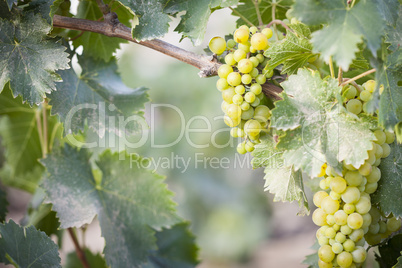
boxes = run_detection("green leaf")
[119,0,170,40]
[395,255,402,268]
[48,56,148,137]
[233,0,293,27]
[372,141,402,218]
[292,0,385,70]
[0,1,13,19]
[26,0,61,24]
[302,252,319,268]
[72,0,128,62]
[375,0,400,26]
[378,234,402,268]
[386,6,402,52]
[146,222,199,268]
[5,0,16,10]
[0,219,61,267]
[264,21,315,75]
[0,84,44,193]
[251,133,309,215]
[0,187,7,222]
[65,249,108,268]
[0,13,70,105]
[270,69,376,177]
[165,0,238,45]
[41,145,180,268]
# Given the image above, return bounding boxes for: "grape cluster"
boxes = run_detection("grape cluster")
[209,25,274,154]
[312,80,400,268]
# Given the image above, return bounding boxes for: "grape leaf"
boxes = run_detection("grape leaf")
[145,222,199,268]
[270,69,376,177]
[251,133,309,215]
[0,84,44,193]
[292,0,384,71]
[4,0,16,10]
[26,0,62,24]
[377,234,402,268]
[0,13,70,106]
[0,1,13,19]
[233,0,293,27]
[118,0,170,40]
[0,220,61,267]
[375,0,400,26]
[0,187,7,222]
[386,6,402,52]
[264,21,315,75]
[372,141,402,218]
[396,255,402,268]
[48,56,149,137]
[164,0,238,46]
[302,252,319,268]
[41,145,180,268]
[65,249,108,268]
[72,0,128,62]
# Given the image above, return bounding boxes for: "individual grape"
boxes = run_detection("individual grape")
[387,217,402,232]
[330,176,347,193]
[235,85,245,94]
[373,158,381,166]
[251,97,260,107]
[251,33,269,50]
[362,213,372,229]
[221,101,229,113]
[222,87,236,103]
[256,53,264,63]
[232,94,243,105]
[237,141,247,154]
[379,221,387,233]
[238,59,254,73]
[335,232,346,243]
[318,260,332,268]
[355,197,371,214]
[333,224,340,232]
[250,68,259,77]
[224,115,240,127]
[225,53,236,65]
[368,222,380,234]
[352,246,367,263]
[385,131,395,144]
[314,191,329,208]
[318,236,329,246]
[332,242,343,254]
[227,72,242,86]
[347,99,363,115]
[345,171,363,187]
[344,203,356,214]
[343,86,357,99]
[349,229,364,242]
[334,210,348,225]
[255,74,266,84]
[238,42,250,53]
[249,56,260,67]
[329,191,340,201]
[321,196,340,215]
[209,37,226,54]
[358,161,372,176]
[341,187,360,204]
[241,101,250,111]
[326,215,336,226]
[241,107,254,120]
[374,143,383,158]
[363,80,376,92]
[341,225,353,235]
[239,25,249,31]
[230,127,239,138]
[348,213,364,229]
[337,251,353,267]
[250,83,262,95]
[381,143,391,158]
[249,26,258,34]
[245,141,255,152]
[218,65,234,78]
[245,92,256,103]
[233,49,247,62]
[318,245,335,262]
[374,129,386,145]
[360,90,372,102]
[319,179,329,190]
[365,182,378,194]
[244,119,262,136]
[241,74,252,84]
[227,39,236,48]
[365,233,381,245]
[254,105,271,122]
[367,149,376,165]
[343,239,356,252]
[261,28,273,39]
[234,28,249,43]
[366,167,381,183]
[343,161,357,171]
[216,78,228,91]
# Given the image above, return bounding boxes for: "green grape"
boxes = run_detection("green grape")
[374,143,383,158]
[374,129,386,145]
[238,42,250,53]
[318,260,332,268]
[318,245,335,262]
[226,104,242,119]
[369,206,381,222]
[254,105,271,122]
[365,233,381,245]
[255,74,266,85]
[265,69,274,78]
[330,191,341,200]
[251,97,260,107]
[262,28,273,39]
[350,229,364,243]
[337,251,353,267]
[241,107,254,120]
[235,85,245,94]
[373,158,381,166]
[230,127,239,138]
[239,25,249,31]
[346,99,363,114]
[365,182,378,194]
[366,167,381,183]
[241,74,252,84]
[321,196,340,215]
[385,131,396,144]
[330,176,347,194]
[334,210,348,225]
[331,242,343,254]
[344,171,363,187]
[319,179,329,190]
[224,115,240,127]
[314,191,329,208]
[344,203,355,214]
[318,236,329,246]
[251,33,269,50]
[222,87,235,103]
[218,64,234,78]
[363,80,376,92]
[227,72,242,86]
[368,222,380,234]
[256,53,265,63]
[221,101,229,113]
[232,94,243,105]
[355,197,371,214]
[241,101,250,111]
[209,36,226,54]
[234,27,249,43]
[360,90,372,102]
[387,217,401,232]
[343,86,357,99]
[343,239,356,253]
[348,213,364,229]
[238,59,254,73]
[333,224,340,232]
[249,45,257,53]
[343,161,357,171]
[245,141,255,152]
[381,143,391,158]
[257,92,265,100]
[358,161,372,176]
[245,92,256,103]
[362,213,372,229]
[244,119,262,136]
[225,53,236,65]
[233,49,247,62]
[227,39,236,48]
[341,225,353,235]
[216,78,228,91]
[249,26,258,34]
[352,246,367,263]
[379,221,387,233]
[250,83,262,95]
[250,68,259,77]
[237,128,245,137]
[335,232,346,243]
[237,142,247,154]
[326,215,336,226]
[341,187,360,204]
[367,149,376,165]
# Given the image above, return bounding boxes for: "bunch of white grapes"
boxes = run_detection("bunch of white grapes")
[208,25,274,154]
[312,80,400,268]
